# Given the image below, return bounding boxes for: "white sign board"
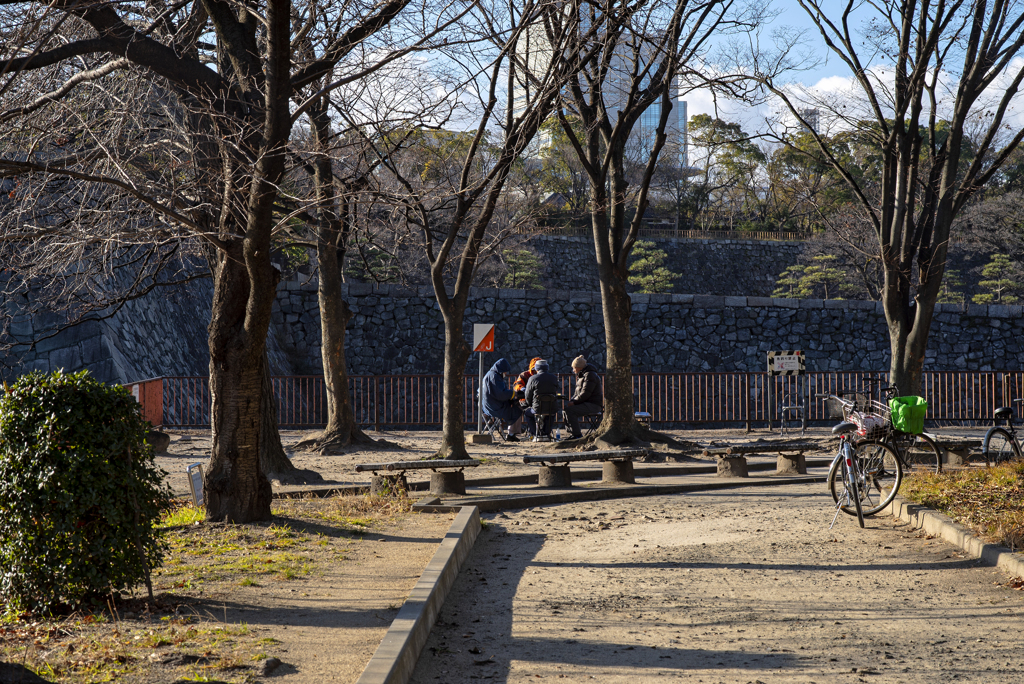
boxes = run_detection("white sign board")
[473,323,495,352]
[186,463,205,508]
[767,350,805,376]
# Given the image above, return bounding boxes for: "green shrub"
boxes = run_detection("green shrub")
[0,370,171,613]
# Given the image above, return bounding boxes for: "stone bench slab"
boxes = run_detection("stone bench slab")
[355,460,480,473]
[523,449,647,465]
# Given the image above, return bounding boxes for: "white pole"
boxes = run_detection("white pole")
[478,352,485,434]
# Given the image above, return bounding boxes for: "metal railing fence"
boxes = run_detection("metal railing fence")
[541,227,806,242]
[127,370,1024,430]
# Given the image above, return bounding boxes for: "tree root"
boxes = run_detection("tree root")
[294,428,402,455]
[548,423,702,461]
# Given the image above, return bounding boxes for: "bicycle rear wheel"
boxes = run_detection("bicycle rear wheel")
[899,432,942,474]
[983,427,1022,465]
[852,440,902,516]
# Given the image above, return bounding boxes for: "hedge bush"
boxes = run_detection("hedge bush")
[0,370,171,613]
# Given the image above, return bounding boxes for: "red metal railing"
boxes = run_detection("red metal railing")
[132,371,1023,429]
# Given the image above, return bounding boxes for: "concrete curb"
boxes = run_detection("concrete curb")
[354,506,481,684]
[885,496,1024,579]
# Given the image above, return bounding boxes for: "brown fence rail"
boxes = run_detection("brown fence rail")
[127,371,1024,430]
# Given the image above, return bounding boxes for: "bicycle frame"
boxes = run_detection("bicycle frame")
[830,436,863,529]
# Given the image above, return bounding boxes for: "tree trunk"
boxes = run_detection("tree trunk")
[597,267,637,443]
[205,239,273,523]
[258,356,326,483]
[435,312,471,459]
[295,236,377,452]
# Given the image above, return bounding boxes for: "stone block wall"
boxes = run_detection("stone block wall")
[529,235,804,296]
[5,260,1023,384]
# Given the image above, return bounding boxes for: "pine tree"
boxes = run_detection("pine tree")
[628,241,678,294]
[973,254,1020,304]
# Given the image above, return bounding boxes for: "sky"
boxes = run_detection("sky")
[681,1,1024,138]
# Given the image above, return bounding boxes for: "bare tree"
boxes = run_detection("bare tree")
[551,0,755,447]
[0,0,454,521]
[756,0,1024,394]
[368,0,598,458]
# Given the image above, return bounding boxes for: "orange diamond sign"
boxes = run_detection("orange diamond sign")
[473,324,495,352]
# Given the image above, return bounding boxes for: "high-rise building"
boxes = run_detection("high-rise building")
[511,24,688,169]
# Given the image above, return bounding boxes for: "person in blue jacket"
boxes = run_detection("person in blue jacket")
[482,358,523,441]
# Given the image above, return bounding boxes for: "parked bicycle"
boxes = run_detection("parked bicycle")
[818,380,937,518]
[982,398,1024,464]
[819,391,903,519]
[827,418,866,529]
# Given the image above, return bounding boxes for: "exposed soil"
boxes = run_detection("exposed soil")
[410,481,1024,684]
[0,501,452,684]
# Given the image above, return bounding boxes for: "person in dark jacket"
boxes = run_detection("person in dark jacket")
[564,355,603,439]
[523,359,560,439]
[481,358,522,440]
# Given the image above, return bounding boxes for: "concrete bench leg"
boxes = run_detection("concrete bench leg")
[538,465,573,488]
[717,455,748,478]
[430,471,466,496]
[370,474,408,497]
[602,460,635,484]
[943,448,966,467]
[776,452,807,475]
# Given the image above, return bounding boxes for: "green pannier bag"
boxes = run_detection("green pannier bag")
[889,396,928,434]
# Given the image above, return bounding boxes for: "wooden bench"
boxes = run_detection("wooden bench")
[701,442,821,477]
[924,435,984,466]
[523,448,647,487]
[354,459,480,496]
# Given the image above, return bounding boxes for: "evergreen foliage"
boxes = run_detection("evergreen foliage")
[628,241,678,294]
[0,370,171,613]
[501,249,544,289]
[973,254,1020,304]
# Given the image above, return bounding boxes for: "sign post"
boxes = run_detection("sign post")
[767,351,807,432]
[473,324,495,436]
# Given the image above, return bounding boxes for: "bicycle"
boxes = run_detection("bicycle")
[855,377,942,476]
[827,418,866,529]
[819,391,903,519]
[982,398,1024,464]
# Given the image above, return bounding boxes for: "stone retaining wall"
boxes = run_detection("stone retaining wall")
[529,235,804,296]
[4,272,1022,384]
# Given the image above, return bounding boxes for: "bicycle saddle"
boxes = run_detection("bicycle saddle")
[995,407,1014,421]
[832,421,858,435]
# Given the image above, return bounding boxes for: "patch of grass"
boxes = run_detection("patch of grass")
[0,613,263,684]
[901,460,1024,550]
[159,503,206,528]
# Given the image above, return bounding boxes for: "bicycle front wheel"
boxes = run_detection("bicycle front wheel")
[983,427,1022,465]
[845,440,902,516]
[828,456,865,525]
[901,432,942,474]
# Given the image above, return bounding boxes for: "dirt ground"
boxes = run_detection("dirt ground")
[409,481,1024,684]
[154,427,823,496]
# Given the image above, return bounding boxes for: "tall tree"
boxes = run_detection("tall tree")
[756,0,1024,394]
[372,0,598,458]
[0,0,447,520]
[552,0,753,446]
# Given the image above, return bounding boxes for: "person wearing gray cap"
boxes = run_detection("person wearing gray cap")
[523,359,560,440]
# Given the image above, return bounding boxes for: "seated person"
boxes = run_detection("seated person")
[523,359,560,439]
[481,358,522,441]
[512,357,544,408]
[564,355,603,439]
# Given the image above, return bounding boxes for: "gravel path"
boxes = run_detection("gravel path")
[410,481,1024,683]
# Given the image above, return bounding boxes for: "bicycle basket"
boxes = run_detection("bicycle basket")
[851,404,888,440]
[889,396,927,434]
